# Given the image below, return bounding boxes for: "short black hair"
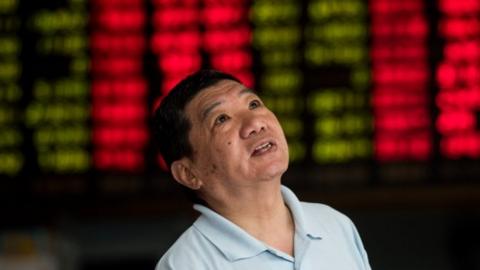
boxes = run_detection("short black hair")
[152,69,240,169]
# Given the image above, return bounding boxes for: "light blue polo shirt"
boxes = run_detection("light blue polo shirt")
[156,186,371,270]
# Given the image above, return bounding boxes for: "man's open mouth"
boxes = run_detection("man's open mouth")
[252,141,275,156]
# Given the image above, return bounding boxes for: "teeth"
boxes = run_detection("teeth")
[255,142,271,151]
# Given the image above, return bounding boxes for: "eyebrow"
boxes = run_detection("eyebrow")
[201,101,222,122]
[201,88,256,122]
[239,88,255,96]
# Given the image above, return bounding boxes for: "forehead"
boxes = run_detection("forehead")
[192,79,246,105]
[187,79,253,113]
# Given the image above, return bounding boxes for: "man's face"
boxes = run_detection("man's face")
[184,79,289,197]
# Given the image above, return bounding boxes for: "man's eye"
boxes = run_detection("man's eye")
[249,100,261,109]
[214,114,230,126]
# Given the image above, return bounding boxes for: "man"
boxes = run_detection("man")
[153,69,371,270]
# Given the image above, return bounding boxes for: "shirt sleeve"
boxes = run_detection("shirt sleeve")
[350,219,372,270]
[155,256,192,270]
[155,261,171,270]
[155,245,210,270]
[155,254,206,270]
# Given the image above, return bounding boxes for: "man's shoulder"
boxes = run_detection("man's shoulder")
[300,201,346,216]
[298,202,371,270]
[299,201,353,228]
[155,226,205,270]
[155,224,224,270]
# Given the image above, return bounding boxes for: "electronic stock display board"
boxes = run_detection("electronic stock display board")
[0,0,479,202]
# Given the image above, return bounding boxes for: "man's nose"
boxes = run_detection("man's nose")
[240,113,266,138]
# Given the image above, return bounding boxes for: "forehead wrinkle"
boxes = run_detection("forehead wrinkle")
[201,101,222,122]
[238,88,256,97]
[198,84,255,122]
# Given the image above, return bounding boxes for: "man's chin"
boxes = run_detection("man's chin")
[258,162,288,181]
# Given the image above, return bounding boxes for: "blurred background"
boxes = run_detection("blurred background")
[1,0,480,269]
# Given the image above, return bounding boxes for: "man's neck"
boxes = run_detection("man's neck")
[205,183,295,256]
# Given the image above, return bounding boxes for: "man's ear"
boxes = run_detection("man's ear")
[170,158,202,190]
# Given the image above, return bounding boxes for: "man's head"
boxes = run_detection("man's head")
[152,70,240,169]
[153,70,289,203]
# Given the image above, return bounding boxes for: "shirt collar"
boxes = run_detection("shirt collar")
[192,185,323,262]
[193,204,268,261]
[280,185,323,240]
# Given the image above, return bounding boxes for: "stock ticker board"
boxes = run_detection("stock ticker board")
[0,0,479,198]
